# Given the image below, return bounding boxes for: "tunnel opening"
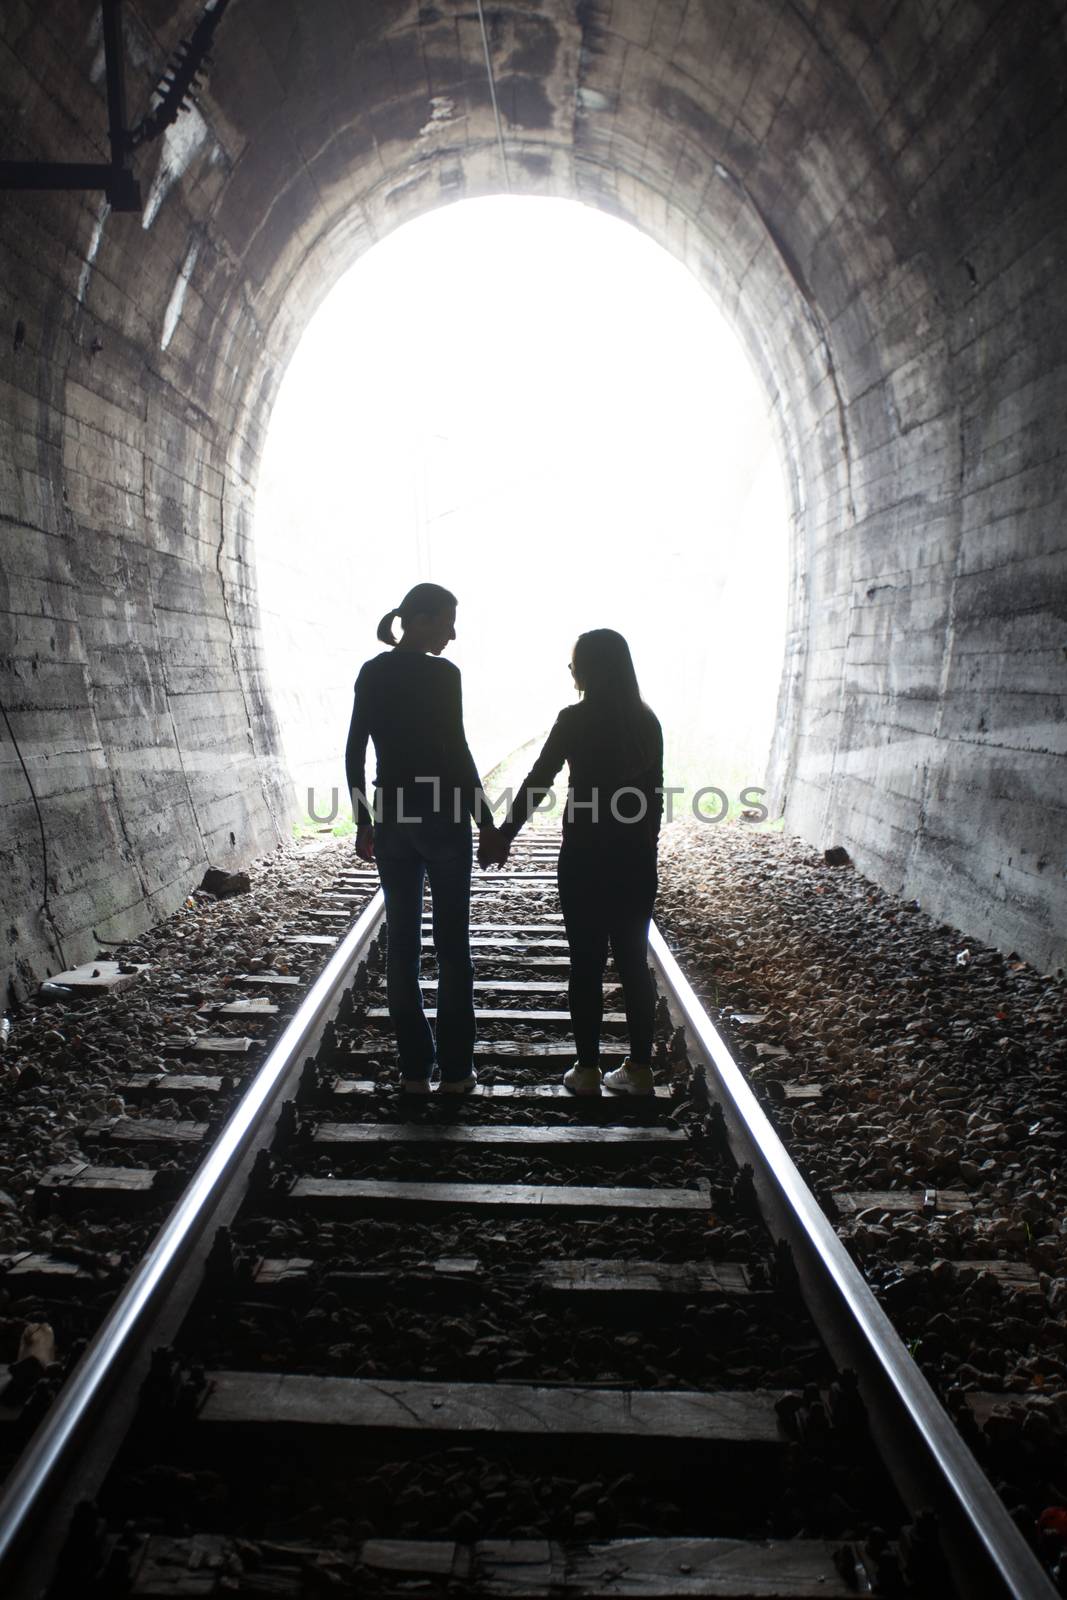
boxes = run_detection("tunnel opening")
[251,194,790,832]
[1,1,1063,992]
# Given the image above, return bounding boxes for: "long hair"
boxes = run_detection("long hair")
[377,582,457,646]
[571,629,659,772]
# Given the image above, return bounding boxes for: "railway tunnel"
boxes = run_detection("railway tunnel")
[1,0,1065,1006]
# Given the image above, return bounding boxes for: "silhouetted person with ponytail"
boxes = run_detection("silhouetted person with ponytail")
[496,629,663,1095]
[345,583,505,1094]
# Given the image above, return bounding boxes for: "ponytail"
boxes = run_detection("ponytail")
[377,608,401,646]
[376,582,458,647]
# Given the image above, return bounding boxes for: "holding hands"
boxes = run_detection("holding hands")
[478,824,510,870]
[357,820,506,869]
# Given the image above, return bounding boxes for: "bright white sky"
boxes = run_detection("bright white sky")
[255,195,789,817]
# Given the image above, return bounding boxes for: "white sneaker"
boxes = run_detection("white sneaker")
[400,1077,432,1095]
[602,1059,654,1095]
[562,1063,602,1095]
[439,1071,478,1095]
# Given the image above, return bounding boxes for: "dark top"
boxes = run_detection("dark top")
[345,650,485,827]
[500,700,663,850]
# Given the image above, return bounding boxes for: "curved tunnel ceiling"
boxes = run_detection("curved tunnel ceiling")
[1,1,1064,984]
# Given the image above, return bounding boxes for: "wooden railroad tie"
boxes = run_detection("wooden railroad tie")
[232,973,303,988]
[366,1008,628,1024]
[79,1120,687,1154]
[413,978,619,993]
[122,1073,226,1098]
[251,1256,760,1301]
[199,998,280,1017]
[288,1177,711,1214]
[198,1371,782,1444]
[346,1040,632,1061]
[423,920,565,931]
[9,1250,1035,1303]
[310,1122,687,1149]
[833,1190,973,1217]
[47,1169,954,1220]
[116,1072,676,1104]
[330,1076,677,1103]
[87,1116,208,1145]
[129,1533,858,1598]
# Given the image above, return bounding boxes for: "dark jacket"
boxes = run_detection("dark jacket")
[500,699,663,849]
[345,650,484,827]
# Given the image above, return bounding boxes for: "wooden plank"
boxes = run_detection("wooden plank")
[200,1373,782,1443]
[470,955,573,967]
[289,1178,709,1213]
[250,1257,753,1302]
[418,979,616,994]
[128,1534,854,1599]
[366,1008,627,1023]
[951,1259,1039,1287]
[88,1116,207,1145]
[436,939,572,950]
[364,1537,852,1597]
[253,1258,317,1288]
[312,1123,686,1148]
[189,1036,256,1056]
[200,999,279,1017]
[251,1256,490,1298]
[479,1537,854,1597]
[342,1041,629,1062]
[337,873,556,884]
[3,1253,114,1293]
[48,960,150,991]
[900,1259,1039,1290]
[966,1393,1052,1427]
[121,1074,224,1097]
[329,1076,672,1102]
[438,920,565,930]
[130,1534,260,1596]
[232,973,302,988]
[834,1190,972,1217]
[37,1164,157,1197]
[539,1260,754,1296]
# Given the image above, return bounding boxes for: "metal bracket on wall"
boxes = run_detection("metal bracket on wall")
[0,0,230,213]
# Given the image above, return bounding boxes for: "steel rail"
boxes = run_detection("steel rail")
[649,921,1056,1600]
[0,887,1052,1598]
[0,890,385,1599]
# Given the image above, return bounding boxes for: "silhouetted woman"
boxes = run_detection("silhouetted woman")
[345,583,501,1094]
[497,629,663,1094]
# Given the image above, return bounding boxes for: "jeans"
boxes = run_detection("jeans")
[557,841,658,1067]
[374,819,475,1082]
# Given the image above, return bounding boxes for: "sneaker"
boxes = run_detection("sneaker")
[400,1077,432,1095]
[562,1062,602,1095]
[602,1059,654,1095]
[438,1071,478,1095]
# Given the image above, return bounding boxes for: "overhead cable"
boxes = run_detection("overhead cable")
[475,0,511,192]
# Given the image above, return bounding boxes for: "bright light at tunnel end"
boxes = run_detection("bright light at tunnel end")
[253,195,790,822]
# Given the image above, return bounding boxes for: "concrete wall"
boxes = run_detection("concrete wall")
[0,0,1064,995]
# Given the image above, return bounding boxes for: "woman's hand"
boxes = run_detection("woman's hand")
[356,823,376,863]
[478,825,509,870]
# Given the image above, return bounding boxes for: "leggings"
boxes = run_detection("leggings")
[557,841,658,1066]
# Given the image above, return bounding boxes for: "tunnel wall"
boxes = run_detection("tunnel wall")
[0,0,1064,996]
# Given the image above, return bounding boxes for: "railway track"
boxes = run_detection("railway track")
[0,831,1056,1598]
